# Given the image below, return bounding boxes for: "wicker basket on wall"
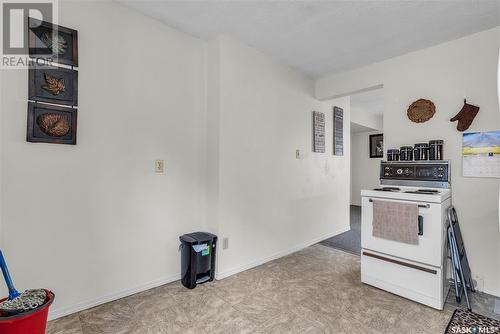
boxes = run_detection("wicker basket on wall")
[407,99,436,123]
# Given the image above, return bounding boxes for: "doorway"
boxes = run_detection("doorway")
[321,88,384,255]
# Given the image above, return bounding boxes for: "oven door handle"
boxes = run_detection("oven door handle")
[368,198,430,208]
[363,252,437,274]
[418,215,424,236]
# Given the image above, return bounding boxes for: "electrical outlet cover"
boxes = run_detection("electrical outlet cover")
[473,275,484,292]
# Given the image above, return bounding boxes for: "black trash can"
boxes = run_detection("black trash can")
[179,232,217,289]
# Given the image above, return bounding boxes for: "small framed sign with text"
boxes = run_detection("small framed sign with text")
[312,111,325,153]
[333,107,344,156]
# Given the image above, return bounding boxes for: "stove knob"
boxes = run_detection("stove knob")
[397,168,403,175]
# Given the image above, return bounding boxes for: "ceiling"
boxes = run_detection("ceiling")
[119,0,500,78]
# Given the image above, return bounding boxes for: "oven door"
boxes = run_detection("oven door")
[361,196,443,267]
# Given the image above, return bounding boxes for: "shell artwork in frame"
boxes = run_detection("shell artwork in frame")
[407,99,436,123]
[37,113,70,137]
[27,102,77,145]
[27,18,79,146]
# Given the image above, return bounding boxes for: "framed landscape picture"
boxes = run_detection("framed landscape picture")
[29,17,79,67]
[29,64,78,106]
[369,134,384,158]
[27,102,77,145]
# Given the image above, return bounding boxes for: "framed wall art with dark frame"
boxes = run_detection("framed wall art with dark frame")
[29,64,78,106]
[28,17,78,67]
[27,102,77,145]
[312,111,326,153]
[333,106,344,156]
[369,133,384,158]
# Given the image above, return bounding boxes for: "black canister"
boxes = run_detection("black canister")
[414,143,429,160]
[387,149,400,161]
[400,146,413,161]
[429,140,444,160]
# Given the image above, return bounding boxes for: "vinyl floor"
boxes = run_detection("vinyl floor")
[47,244,462,334]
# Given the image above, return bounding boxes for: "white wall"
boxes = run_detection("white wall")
[351,107,383,131]
[207,36,351,277]
[351,131,382,206]
[204,38,221,249]
[1,1,206,317]
[316,27,500,296]
[0,1,352,318]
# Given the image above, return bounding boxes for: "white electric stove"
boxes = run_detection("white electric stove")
[361,161,452,310]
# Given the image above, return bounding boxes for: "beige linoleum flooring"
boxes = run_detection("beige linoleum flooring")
[47,244,455,334]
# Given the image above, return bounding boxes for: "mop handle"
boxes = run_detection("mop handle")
[0,250,20,300]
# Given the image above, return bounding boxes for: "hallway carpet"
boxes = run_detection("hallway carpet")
[320,205,361,255]
[47,244,452,334]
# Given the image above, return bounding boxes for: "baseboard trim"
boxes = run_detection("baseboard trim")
[48,227,350,320]
[482,288,500,299]
[48,273,180,321]
[216,228,349,280]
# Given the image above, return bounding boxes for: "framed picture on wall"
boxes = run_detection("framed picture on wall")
[27,102,77,145]
[333,106,344,156]
[369,134,384,158]
[312,111,325,153]
[28,17,79,67]
[29,64,78,106]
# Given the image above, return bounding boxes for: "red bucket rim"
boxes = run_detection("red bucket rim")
[0,290,55,321]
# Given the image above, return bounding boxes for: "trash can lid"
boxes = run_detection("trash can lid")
[179,232,217,244]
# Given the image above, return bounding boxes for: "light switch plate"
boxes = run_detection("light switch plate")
[155,160,165,173]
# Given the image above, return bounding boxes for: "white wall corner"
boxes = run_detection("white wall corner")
[215,228,350,280]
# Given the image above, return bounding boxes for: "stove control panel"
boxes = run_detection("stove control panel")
[380,161,449,182]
